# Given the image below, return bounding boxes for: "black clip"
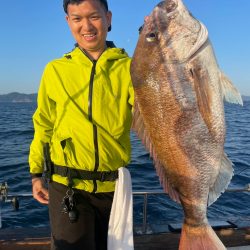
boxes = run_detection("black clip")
[43,143,52,182]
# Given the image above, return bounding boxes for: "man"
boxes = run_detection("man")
[29,0,134,249]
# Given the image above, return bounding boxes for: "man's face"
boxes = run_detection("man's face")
[66,0,112,60]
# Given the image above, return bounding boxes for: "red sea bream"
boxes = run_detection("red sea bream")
[131,0,243,249]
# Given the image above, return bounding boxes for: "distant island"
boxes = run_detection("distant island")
[242,95,250,101]
[0,92,249,103]
[0,92,37,103]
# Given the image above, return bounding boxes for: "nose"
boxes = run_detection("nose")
[81,18,94,31]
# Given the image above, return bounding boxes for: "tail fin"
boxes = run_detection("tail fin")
[179,223,226,250]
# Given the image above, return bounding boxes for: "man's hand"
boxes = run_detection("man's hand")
[32,177,49,204]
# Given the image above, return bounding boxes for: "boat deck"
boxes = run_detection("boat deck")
[1,188,250,249]
[0,224,249,250]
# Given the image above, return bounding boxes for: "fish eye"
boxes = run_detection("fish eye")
[146,32,157,42]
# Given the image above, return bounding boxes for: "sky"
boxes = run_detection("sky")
[0,0,249,96]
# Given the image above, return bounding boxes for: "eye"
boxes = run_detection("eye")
[91,15,101,20]
[72,17,81,22]
[146,32,157,42]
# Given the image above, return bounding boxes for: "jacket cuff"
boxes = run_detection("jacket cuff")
[30,173,43,179]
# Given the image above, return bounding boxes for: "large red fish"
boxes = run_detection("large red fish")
[131,0,243,249]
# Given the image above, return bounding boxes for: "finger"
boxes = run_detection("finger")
[34,192,49,204]
[33,188,49,205]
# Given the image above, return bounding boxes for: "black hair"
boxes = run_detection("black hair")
[63,0,111,31]
[63,0,108,13]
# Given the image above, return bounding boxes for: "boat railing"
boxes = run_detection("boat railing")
[133,185,250,233]
[1,182,250,230]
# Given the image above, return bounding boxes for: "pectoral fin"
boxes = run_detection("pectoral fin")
[191,66,213,133]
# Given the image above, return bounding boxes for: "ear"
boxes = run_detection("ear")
[106,11,112,30]
[65,15,69,23]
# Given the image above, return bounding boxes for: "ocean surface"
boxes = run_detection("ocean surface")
[0,101,249,229]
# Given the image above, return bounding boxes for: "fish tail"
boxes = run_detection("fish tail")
[179,223,226,250]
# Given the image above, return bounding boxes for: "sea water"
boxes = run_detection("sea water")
[0,101,249,229]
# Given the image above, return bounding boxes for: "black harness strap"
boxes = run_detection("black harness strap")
[51,164,118,182]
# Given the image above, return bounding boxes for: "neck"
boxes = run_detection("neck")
[78,45,107,61]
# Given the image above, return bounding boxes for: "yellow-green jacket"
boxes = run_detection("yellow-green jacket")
[29,44,134,193]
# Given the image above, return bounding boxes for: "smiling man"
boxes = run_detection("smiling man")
[29,0,134,249]
[65,0,112,60]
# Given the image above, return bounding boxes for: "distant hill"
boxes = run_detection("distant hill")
[242,95,250,101]
[0,92,249,103]
[0,92,37,103]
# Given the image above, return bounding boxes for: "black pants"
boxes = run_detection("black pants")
[49,181,114,250]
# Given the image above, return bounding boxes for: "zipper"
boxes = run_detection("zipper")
[88,60,96,121]
[88,60,99,193]
[78,46,103,193]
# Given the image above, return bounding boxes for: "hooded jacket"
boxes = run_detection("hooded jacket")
[29,44,134,193]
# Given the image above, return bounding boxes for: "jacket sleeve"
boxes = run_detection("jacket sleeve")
[128,80,134,108]
[29,64,56,175]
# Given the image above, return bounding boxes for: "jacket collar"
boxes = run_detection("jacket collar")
[64,41,129,64]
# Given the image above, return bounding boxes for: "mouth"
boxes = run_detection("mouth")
[83,33,97,41]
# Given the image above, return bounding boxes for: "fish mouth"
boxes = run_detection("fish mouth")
[138,0,179,41]
[157,0,178,13]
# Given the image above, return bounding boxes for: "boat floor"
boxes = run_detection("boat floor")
[228,247,250,250]
[0,224,249,250]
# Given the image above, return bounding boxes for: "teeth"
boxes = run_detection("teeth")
[84,34,95,37]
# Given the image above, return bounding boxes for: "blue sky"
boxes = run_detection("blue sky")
[0,0,249,96]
